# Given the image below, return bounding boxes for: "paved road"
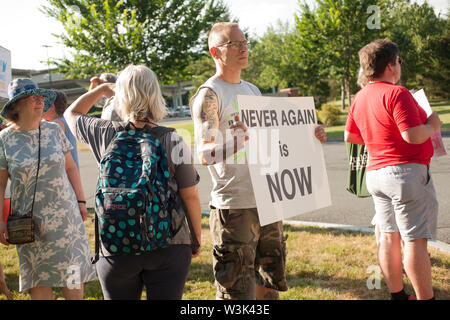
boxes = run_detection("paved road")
[78,137,450,244]
[160,116,192,125]
[290,139,450,245]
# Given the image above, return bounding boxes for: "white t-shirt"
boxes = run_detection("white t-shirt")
[191,76,261,209]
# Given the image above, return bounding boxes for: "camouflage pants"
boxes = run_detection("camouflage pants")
[210,207,288,300]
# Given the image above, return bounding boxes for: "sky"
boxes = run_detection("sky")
[1,0,448,70]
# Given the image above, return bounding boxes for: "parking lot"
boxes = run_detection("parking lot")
[167,105,191,118]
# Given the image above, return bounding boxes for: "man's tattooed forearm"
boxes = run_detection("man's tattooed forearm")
[197,89,218,141]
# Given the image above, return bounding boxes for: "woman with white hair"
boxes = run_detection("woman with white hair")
[65,64,202,300]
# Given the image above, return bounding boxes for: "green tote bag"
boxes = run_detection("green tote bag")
[345,142,371,198]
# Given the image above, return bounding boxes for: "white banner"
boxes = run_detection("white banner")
[413,89,447,158]
[0,46,11,98]
[238,95,331,226]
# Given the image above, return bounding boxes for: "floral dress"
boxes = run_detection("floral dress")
[0,121,96,292]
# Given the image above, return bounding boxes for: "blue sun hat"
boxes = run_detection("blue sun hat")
[1,78,56,118]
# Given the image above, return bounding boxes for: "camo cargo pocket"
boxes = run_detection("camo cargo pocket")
[212,244,256,299]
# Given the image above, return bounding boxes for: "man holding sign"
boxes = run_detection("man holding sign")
[190,22,326,300]
[345,39,441,300]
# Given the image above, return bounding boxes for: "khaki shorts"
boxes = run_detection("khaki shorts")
[210,207,288,300]
[366,163,438,242]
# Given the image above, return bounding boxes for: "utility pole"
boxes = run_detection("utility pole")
[42,45,52,87]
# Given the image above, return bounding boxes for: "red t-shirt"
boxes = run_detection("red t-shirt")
[345,81,433,170]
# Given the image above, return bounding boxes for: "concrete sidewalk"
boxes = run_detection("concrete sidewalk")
[78,137,450,245]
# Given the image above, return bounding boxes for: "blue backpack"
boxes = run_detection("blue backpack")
[91,122,192,263]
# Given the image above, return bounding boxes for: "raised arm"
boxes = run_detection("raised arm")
[64,82,115,135]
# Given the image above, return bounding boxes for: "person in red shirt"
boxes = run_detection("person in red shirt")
[345,39,441,300]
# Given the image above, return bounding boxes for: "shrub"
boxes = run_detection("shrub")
[318,104,341,126]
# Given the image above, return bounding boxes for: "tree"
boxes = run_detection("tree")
[382,1,449,98]
[242,23,291,91]
[293,0,449,104]
[41,0,232,82]
[422,15,450,99]
[294,0,384,109]
[186,53,215,99]
[245,23,331,107]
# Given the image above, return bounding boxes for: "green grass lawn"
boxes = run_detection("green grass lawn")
[168,120,196,146]
[432,102,450,130]
[1,216,449,300]
[324,125,345,140]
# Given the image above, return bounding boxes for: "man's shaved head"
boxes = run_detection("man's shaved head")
[208,22,240,49]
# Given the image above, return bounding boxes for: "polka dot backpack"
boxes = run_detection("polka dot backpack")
[91,122,185,263]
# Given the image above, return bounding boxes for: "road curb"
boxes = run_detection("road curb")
[283,220,450,254]
[202,210,450,254]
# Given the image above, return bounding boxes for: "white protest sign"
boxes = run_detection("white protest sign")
[413,89,447,158]
[238,95,331,226]
[0,46,12,98]
[413,89,432,117]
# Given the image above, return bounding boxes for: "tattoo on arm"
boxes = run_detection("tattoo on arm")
[192,88,244,165]
[192,88,221,165]
[193,88,219,143]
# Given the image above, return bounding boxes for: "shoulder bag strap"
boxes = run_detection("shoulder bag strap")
[11,125,41,217]
[29,125,41,217]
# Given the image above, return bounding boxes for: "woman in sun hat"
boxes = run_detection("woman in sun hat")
[0,78,57,117]
[0,78,96,300]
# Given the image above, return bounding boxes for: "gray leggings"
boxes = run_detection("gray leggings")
[96,245,192,300]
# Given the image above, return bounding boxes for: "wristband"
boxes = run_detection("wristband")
[77,200,86,204]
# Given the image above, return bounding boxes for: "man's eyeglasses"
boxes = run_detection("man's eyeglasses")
[215,40,251,49]
[397,57,403,65]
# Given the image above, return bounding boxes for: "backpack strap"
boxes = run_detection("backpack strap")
[91,212,100,264]
[142,125,175,139]
[140,124,200,253]
[111,121,128,132]
[146,125,200,253]
[92,121,130,264]
[185,205,200,253]
[112,121,175,138]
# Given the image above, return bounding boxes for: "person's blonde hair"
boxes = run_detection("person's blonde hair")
[208,22,240,49]
[115,65,167,122]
